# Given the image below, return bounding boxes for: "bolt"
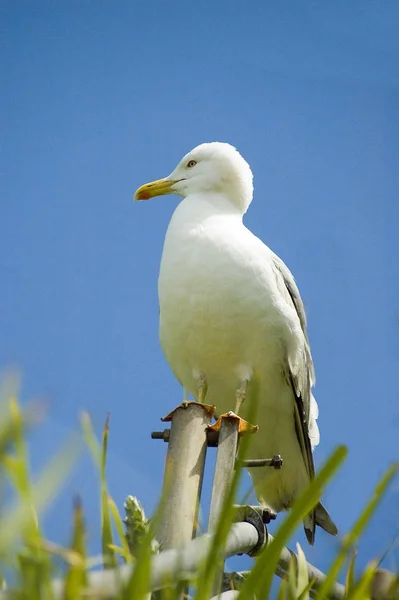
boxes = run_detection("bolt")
[151,429,170,442]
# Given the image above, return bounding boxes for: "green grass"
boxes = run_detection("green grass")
[0,375,398,599]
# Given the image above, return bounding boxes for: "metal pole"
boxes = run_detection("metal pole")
[47,522,260,599]
[157,401,214,551]
[224,532,347,600]
[208,414,240,595]
[208,414,240,531]
[371,569,397,600]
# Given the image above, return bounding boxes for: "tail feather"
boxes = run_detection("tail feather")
[315,501,338,535]
[303,512,316,545]
[303,502,338,545]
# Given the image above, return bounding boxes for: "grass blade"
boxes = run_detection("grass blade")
[346,560,378,600]
[345,550,357,594]
[0,433,82,557]
[295,543,309,600]
[63,497,87,599]
[81,412,116,569]
[100,416,116,569]
[316,463,398,600]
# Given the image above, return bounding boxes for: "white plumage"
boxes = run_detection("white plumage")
[134,142,336,544]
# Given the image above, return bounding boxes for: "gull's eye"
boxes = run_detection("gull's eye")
[187,160,197,168]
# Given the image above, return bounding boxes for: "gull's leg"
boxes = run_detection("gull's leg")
[195,373,208,404]
[235,379,249,415]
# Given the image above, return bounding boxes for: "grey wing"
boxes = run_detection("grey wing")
[271,252,315,419]
[271,252,317,543]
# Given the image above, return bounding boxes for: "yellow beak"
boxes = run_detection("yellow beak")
[134,178,177,201]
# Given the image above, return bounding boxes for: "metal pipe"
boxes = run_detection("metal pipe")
[208,415,240,531]
[157,402,213,551]
[371,568,397,600]
[208,415,240,595]
[46,522,260,599]
[151,522,258,592]
[223,533,346,600]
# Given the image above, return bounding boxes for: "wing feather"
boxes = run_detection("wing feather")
[271,252,317,544]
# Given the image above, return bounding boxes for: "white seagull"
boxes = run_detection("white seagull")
[134,142,337,544]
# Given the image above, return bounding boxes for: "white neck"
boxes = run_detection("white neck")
[175,192,245,223]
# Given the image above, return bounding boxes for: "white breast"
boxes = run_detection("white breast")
[158,195,302,412]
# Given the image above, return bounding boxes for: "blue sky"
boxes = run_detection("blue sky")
[2,0,399,579]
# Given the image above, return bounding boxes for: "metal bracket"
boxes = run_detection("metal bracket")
[161,401,216,422]
[233,505,268,557]
[207,411,259,435]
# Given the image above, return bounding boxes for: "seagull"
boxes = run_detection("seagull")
[134,142,337,544]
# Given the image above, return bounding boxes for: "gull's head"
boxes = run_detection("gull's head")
[134,142,254,214]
